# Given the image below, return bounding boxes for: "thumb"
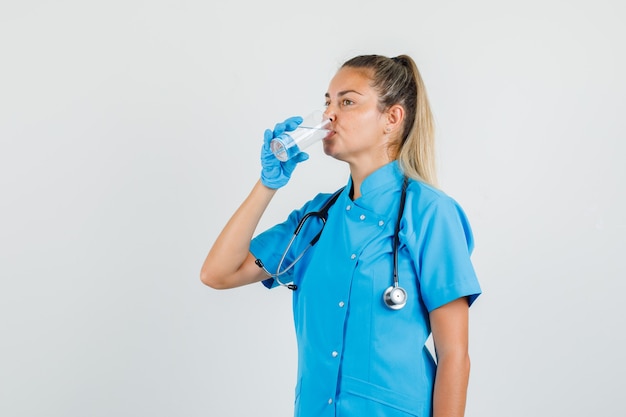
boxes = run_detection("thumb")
[292,152,309,163]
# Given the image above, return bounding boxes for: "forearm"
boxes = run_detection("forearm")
[432,352,471,417]
[200,179,276,288]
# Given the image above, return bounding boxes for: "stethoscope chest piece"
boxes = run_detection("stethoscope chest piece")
[383,285,407,310]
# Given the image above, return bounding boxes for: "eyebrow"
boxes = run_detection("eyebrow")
[325,89,364,98]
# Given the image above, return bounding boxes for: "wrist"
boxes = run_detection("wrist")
[260,174,286,190]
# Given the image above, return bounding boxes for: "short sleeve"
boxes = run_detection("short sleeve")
[250,210,301,289]
[250,192,335,289]
[407,195,482,312]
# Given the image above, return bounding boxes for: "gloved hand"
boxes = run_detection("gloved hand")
[260,116,309,189]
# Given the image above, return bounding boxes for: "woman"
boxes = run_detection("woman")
[201,54,481,417]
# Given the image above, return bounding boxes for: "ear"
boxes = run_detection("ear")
[384,104,405,134]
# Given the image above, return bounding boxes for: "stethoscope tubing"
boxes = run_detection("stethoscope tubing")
[255,188,343,290]
[256,177,409,309]
[392,177,409,288]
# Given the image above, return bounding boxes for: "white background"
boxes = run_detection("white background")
[1,1,624,416]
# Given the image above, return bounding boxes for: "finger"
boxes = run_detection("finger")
[283,151,309,174]
[283,116,303,132]
[263,129,273,147]
[293,152,309,163]
[273,121,287,137]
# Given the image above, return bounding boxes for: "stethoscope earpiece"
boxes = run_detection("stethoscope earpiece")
[383,285,407,310]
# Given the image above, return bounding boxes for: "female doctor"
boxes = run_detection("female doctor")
[201,54,481,417]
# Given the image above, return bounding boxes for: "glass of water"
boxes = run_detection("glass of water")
[270,110,332,161]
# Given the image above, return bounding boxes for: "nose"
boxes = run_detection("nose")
[323,107,336,122]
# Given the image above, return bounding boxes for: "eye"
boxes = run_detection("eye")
[341,99,354,106]
[324,101,330,107]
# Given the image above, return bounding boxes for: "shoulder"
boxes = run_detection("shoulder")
[405,179,465,215]
[403,179,474,250]
[285,187,346,220]
[306,187,345,210]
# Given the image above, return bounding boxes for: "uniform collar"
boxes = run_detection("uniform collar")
[347,161,404,199]
[343,161,405,219]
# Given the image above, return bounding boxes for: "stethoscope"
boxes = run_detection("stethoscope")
[255,177,409,310]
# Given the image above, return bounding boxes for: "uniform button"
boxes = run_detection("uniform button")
[359,214,366,220]
[378,220,385,226]
[328,398,333,404]
[338,301,345,307]
[350,254,356,260]
[332,351,338,357]
[346,205,351,211]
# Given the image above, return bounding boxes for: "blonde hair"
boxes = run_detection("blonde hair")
[341,55,437,187]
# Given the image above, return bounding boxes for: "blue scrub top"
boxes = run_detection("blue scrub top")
[250,161,481,417]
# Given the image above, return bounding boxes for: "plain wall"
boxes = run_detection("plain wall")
[1,1,624,416]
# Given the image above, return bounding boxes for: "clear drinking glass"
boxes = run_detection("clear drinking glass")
[270,110,332,161]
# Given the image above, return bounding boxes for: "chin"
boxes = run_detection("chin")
[322,142,333,156]
[325,150,346,163]
[322,145,337,159]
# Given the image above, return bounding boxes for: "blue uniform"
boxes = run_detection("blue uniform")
[250,161,481,417]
